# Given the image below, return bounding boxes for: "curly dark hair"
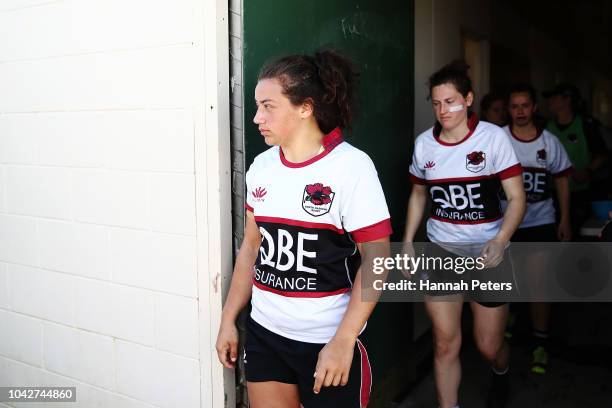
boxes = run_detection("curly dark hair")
[258,50,359,133]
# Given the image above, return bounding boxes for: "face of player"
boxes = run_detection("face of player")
[546,94,571,116]
[253,78,310,146]
[483,100,506,126]
[431,83,474,131]
[508,92,536,127]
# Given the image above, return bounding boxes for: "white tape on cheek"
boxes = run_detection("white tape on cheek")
[449,104,464,113]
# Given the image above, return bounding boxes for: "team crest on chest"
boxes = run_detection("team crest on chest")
[536,149,547,165]
[466,151,486,173]
[302,183,335,217]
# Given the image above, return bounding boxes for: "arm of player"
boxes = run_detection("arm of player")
[215,211,261,369]
[312,236,390,394]
[403,183,428,242]
[482,175,526,267]
[554,176,571,241]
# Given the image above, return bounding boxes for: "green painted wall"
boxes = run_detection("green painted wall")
[243,1,416,405]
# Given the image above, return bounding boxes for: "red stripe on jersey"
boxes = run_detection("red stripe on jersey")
[350,218,393,243]
[254,216,345,234]
[553,166,573,178]
[357,340,372,408]
[253,280,350,297]
[280,127,344,168]
[497,163,523,180]
[410,173,427,185]
[423,174,498,184]
[522,166,548,173]
[431,214,502,225]
[509,125,544,143]
[245,202,254,212]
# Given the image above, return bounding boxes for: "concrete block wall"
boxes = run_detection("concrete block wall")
[0,0,228,407]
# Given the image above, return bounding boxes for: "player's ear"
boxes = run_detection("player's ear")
[466,92,474,107]
[300,98,315,119]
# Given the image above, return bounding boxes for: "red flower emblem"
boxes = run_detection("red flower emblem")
[305,183,333,205]
[252,187,267,199]
[467,151,485,165]
[424,161,436,169]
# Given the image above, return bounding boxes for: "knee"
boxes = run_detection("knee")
[433,332,461,361]
[475,334,503,362]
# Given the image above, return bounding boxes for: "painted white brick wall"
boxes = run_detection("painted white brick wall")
[43,323,115,390]
[0,264,9,309]
[75,279,155,346]
[109,229,197,297]
[115,340,199,408]
[0,215,38,265]
[154,293,199,359]
[0,310,43,367]
[0,0,230,407]
[8,265,76,326]
[37,220,111,281]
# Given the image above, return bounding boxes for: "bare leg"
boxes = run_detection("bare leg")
[530,302,551,333]
[247,381,301,408]
[425,296,464,408]
[471,302,509,371]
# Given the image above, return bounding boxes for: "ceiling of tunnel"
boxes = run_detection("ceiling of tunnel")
[502,0,612,73]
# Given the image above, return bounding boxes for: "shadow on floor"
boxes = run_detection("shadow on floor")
[398,303,612,408]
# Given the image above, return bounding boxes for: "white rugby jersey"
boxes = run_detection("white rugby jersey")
[245,127,392,344]
[409,115,522,244]
[501,125,572,229]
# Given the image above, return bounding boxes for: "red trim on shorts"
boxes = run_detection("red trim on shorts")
[350,219,393,243]
[357,340,372,408]
[497,163,523,180]
[430,214,503,225]
[279,127,344,168]
[254,216,345,234]
[553,166,574,178]
[245,202,254,212]
[252,280,350,297]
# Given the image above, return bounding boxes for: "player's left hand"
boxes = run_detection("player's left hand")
[313,335,355,394]
[557,220,572,242]
[481,239,506,268]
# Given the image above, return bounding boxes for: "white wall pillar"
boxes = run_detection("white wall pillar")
[197,0,233,406]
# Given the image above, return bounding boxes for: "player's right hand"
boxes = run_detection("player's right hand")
[401,241,417,278]
[216,322,239,368]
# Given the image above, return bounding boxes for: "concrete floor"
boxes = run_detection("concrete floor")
[398,303,612,408]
